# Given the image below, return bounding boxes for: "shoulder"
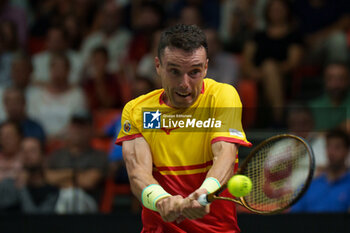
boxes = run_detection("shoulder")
[203,78,241,106]
[123,89,164,112]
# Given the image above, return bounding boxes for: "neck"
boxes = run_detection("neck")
[326,166,347,181]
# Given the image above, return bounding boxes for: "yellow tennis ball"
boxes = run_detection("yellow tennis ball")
[227,175,252,197]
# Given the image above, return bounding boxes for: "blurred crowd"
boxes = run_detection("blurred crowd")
[0,0,350,214]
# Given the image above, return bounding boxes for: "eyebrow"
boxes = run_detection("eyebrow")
[167,62,204,67]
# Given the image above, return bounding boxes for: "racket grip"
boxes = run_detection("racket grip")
[198,194,209,206]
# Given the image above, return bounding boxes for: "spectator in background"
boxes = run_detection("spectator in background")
[242,0,303,124]
[205,28,240,85]
[32,26,82,85]
[45,115,107,213]
[0,53,38,121]
[82,46,124,111]
[28,53,87,139]
[0,0,27,47]
[137,30,161,86]
[293,0,350,64]
[0,20,20,87]
[63,14,84,51]
[80,1,130,74]
[168,0,220,29]
[127,1,163,73]
[3,88,46,144]
[309,62,350,133]
[220,0,267,54]
[286,104,327,175]
[0,121,23,182]
[178,5,203,27]
[291,130,350,212]
[18,137,59,213]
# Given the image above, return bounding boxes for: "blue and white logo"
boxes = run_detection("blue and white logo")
[143,110,161,129]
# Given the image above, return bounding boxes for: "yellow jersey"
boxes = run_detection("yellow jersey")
[116,78,251,232]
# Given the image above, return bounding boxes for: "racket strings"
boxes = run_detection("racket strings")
[242,138,311,212]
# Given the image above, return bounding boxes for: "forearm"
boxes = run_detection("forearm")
[127,166,159,202]
[206,141,238,186]
[123,138,161,203]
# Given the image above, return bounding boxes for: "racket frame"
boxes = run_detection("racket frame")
[204,134,315,214]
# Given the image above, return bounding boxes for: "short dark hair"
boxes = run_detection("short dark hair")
[157,24,208,62]
[326,129,350,148]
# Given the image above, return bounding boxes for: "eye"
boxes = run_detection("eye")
[189,69,201,77]
[169,69,180,76]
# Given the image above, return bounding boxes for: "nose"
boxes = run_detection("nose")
[179,74,190,90]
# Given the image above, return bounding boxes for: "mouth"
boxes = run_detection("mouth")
[175,91,191,98]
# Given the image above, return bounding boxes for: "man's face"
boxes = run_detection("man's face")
[326,137,348,170]
[4,90,25,120]
[47,29,66,53]
[324,64,349,102]
[155,47,208,108]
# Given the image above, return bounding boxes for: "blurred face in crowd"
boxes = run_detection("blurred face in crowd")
[0,123,21,156]
[179,6,202,27]
[67,122,92,150]
[50,56,70,87]
[135,5,161,31]
[101,2,122,35]
[0,20,18,51]
[324,64,349,103]
[47,28,67,53]
[20,138,43,167]
[155,46,208,108]
[287,110,314,139]
[326,137,349,171]
[266,0,289,24]
[3,89,25,121]
[91,50,108,73]
[204,29,220,58]
[11,58,32,89]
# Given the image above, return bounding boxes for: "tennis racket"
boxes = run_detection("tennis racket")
[198,134,315,214]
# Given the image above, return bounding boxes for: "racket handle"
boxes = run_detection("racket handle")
[198,194,209,206]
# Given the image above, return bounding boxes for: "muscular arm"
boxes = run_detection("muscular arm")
[123,137,184,222]
[122,137,158,202]
[207,141,238,184]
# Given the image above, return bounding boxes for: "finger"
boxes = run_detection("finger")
[175,215,185,224]
[182,209,198,220]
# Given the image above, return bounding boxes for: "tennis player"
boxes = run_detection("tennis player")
[116,24,251,233]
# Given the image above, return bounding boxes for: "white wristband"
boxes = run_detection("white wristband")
[141,184,171,211]
[199,177,221,193]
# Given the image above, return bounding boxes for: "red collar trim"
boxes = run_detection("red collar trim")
[159,80,205,105]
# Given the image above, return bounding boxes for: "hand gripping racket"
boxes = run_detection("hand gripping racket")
[198,134,315,214]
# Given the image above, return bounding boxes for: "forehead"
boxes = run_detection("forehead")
[161,47,207,66]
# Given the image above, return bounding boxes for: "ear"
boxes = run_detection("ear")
[155,57,161,75]
[204,58,209,77]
